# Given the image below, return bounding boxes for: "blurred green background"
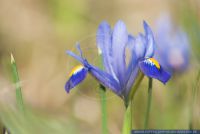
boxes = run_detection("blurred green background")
[0,0,200,134]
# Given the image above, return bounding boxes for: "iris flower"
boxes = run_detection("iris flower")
[155,14,190,73]
[65,20,171,102]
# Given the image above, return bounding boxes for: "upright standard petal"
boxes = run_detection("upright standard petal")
[96,21,117,80]
[143,21,155,58]
[126,35,137,71]
[125,65,139,96]
[133,34,146,60]
[125,35,139,94]
[139,58,171,84]
[65,65,88,93]
[112,20,128,87]
[96,21,112,56]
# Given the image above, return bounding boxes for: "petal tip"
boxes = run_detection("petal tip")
[66,50,71,55]
[139,58,172,84]
[143,21,153,35]
[161,72,171,84]
[99,21,109,26]
[143,20,148,27]
[65,66,88,93]
[114,20,127,30]
[143,21,150,32]
[65,80,73,93]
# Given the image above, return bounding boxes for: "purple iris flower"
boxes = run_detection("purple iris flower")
[154,14,190,73]
[65,20,171,100]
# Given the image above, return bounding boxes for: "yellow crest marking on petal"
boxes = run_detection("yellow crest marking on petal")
[69,65,84,77]
[149,58,160,69]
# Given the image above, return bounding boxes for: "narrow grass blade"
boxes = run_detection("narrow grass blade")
[11,53,24,112]
[189,70,200,129]
[3,127,10,134]
[144,78,153,129]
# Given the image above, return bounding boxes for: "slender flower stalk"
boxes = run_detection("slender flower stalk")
[122,102,132,134]
[11,53,24,112]
[99,85,108,134]
[189,70,200,129]
[127,71,144,106]
[99,54,108,134]
[144,78,153,129]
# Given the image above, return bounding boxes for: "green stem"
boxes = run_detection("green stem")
[122,71,145,134]
[189,70,200,129]
[127,71,144,103]
[99,85,108,134]
[122,102,132,134]
[11,53,24,112]
[98,54,108,134]
[144,78,153,129]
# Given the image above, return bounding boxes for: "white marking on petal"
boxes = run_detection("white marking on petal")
[97,47,102,55]
[69,65,84,77]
